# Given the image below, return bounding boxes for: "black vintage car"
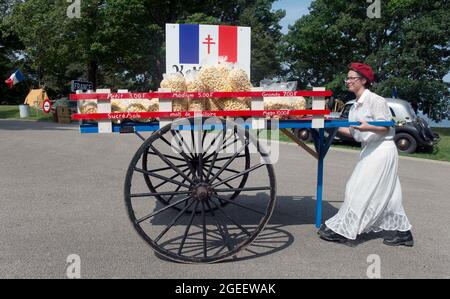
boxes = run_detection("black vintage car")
[294,98,440,154]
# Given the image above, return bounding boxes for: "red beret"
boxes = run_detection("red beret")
[349,63,375,83]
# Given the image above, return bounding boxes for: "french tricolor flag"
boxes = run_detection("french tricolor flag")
[166,24,251,77]
[5,69,25,89]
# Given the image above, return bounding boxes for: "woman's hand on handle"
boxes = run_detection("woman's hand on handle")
[351,120,371,132]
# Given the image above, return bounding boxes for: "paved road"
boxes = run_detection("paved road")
[1,120,449,279]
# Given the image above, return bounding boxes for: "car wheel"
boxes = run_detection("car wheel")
[293,128,312,142]
[422,145,434,154]
[395,133,417,154]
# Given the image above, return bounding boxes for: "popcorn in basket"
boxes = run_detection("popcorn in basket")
[261,80,306,119]
[222,67,252,111]
[197,65,227,111]
[160,73,189,112]
[186,70,209,111]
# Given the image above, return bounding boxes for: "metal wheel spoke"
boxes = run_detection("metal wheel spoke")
[203,130,222,155]
[147,151,186,162]
[161,132,195,160]
[201,201,207,258]
[212,163,264,188]
[158,134,174,148]
[204,199,233,251]
[191,129,198,159]
[178,200,200,255]
[136,195,192,224]
[146,164,189,173]
[204,130,226,180]
[201,165,235,189]
[153,166,191,189]
[135,132,146,141]
[173,130,196,160]
[203,164,240,174]
[134,167,191,189]
[154,199,196,243]
[208,198,252,236]
[202,129,208,148]
[205,151,219,180]
[166,169,192,204]
[170,131,198,180]
[209,139,249,184]
[212,194,266,216]
[220,133,240,152]
[149,144,195,185]
[208,155,247,162]
[204,129,236,161]
[161,133,196,161]
[214,186,271,193]
[198,138,204,181]
[130,191,191,198]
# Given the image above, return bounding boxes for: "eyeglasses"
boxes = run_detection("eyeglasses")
[345,76,362,83]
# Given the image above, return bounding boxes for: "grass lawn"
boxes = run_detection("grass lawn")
[0,105,53,121]
[401,128,450,162]
[275,128,450,163]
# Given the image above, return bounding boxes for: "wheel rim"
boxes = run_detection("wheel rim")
[397,138,410,151]
[299,129,309,140]
[124,118,277,263]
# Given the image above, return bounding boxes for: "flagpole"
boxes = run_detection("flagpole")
[23,70,33,104]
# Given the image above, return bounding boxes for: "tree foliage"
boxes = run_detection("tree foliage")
[284,0,450,120]
[0,0,28,103]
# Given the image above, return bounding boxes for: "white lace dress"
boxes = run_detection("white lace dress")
[325,89,412,240]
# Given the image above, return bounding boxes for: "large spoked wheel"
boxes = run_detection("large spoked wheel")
[124,117,277,263]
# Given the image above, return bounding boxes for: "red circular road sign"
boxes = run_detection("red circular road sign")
[43,99,51,113]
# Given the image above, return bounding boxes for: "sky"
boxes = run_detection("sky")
[272,0,450,83]
[272,0,312,34]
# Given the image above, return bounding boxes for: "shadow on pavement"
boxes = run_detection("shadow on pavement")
[132,195,341,263]
[154,224,294,264]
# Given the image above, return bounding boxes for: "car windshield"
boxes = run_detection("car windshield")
[406,102,417,120]
[340,103,353,118]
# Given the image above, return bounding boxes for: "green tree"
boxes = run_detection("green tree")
[284,0,450,121]
[239,0,285,84]
[0,0,29,104]
[3,0,158,92]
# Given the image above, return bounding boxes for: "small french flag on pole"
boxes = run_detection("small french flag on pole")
[166,24,251,77]
[5,69,25,89]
